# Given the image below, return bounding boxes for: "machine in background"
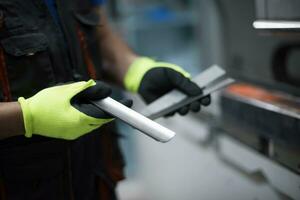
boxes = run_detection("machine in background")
[197,0,300,199]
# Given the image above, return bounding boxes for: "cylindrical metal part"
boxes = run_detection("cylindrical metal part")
[91,97,176,142]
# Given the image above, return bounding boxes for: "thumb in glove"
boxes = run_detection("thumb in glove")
[71,81,133,119]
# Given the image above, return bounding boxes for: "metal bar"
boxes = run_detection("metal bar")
[90,97,176,143]
[147,78,235,120]
[141,65,226,117]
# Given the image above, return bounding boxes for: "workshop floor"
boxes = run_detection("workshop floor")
[116,111,286,200]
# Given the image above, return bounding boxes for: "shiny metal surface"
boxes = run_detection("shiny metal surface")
[223,92,300,120]
[147,78,234,120]
[91,97,176,143]
[141,65,234,119]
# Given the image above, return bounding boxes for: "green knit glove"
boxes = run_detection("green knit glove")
[18,80,113,140]
[124,57,190,93]
[124,57,211,116]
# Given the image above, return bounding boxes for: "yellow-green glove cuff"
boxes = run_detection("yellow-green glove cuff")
[124,57,191,93]
[18,97,33,138]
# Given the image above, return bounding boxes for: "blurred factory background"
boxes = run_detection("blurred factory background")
[105,0,300,199]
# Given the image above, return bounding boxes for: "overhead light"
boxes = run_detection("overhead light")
[253,20,300,29]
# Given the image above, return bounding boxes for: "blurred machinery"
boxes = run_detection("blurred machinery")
[197,0,300,199]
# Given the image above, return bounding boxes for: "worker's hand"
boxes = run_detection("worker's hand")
[124,57,211,116]
[18,80,132,140]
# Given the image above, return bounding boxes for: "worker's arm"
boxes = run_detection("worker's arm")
[95,8,138,86]
[95,8,211,116]
[0,102,24,139]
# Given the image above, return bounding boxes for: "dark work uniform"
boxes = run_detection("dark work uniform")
[0,0,125,199]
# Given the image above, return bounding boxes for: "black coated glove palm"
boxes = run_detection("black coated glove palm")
[139,67,211,116]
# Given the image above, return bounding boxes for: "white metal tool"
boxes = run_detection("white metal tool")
[91,97,176,142]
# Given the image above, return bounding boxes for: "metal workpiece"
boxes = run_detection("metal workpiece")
[91,97,176,143]
[142,65,235,120]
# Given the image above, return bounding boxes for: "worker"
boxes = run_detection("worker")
[0,0,210,199]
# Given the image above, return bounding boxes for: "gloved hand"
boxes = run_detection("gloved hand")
[18,80,132,140]
[124,57,211,116]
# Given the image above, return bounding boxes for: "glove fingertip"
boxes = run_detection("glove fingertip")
[190,101,201,112]
[178,106,189,115]
[185,80,203,96]
[92,81,112,99]
[167,69,202,96]
[164,110,176,118]
[200,95,211,106]
[119,99,133,108]
[100,86,112,99]
[79,81,112,100]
